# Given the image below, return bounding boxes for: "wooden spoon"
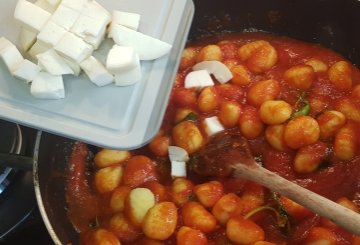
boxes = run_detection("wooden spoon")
[192,130,360,236]
[233,161,360,236]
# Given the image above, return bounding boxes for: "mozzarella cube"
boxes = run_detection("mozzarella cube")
[171,161,187,178]
[108,11,140,38]
[70,1,110,42]
[0,41,24,72]
[202,116,225,136]
[80,56,114,86]
[51,4,81,30]
[45,0,61,7]
[82,1,111,22]
[37,21,67,47]
[113,11,140,30]
[62,57,81,76]
[168,146,189,162]
[28,41,50,60]
[31,72,65,99]
[83,26,106,49]
[106,45,138,73]
[55,32,93,63]
[34,0,57,13]
[114,61,142,86]
[111,25,172,61]
[37,49,74,75]
[184,70,214,89]
[12,59,41,83]
[60,0,90,12]
[0,37,14,53]
[19,27,37,52]
[71,14,107,41]
[193,61,233,84]
[14,0,51,32]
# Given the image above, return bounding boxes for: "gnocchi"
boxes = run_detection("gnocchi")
[182,201,218,233]
[142,202,178,240]
[259,100,292,125]
[283,64,315,90]
[219,101,242,128]
[177,226,208,245]
[125,188,156,227]
[247,79,280,107]
[94,149,130,168]
[265,124,288,151]
[284,116,320,149]
[230,64,251,86]
[196,44,223,62]
[293,141,328,173]
[226,217,265,245]
[239,105,264,139]
[172,121,204,154]
[328,61,352,91]
[238,40,278,73]
[67,33,360,245]
[317,110,346,139]
[95,165,123,193]
[333,122,357,160]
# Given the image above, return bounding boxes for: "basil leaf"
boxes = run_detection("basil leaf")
[183,112,198,122]
[291,103,310,119]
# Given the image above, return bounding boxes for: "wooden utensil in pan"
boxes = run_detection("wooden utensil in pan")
[191,131,360,236]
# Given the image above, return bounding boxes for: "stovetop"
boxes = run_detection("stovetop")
[2,208,53,244]
[0,125,53,244]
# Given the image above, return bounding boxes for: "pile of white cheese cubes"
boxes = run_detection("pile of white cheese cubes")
[0,0,172,99]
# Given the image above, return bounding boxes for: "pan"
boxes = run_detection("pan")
[2,0,360,244]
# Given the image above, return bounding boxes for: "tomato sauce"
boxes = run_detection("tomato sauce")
[66,142,99,232]
[67,32,360,245]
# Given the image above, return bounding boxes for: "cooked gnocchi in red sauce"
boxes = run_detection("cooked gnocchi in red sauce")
[66,33,360,245]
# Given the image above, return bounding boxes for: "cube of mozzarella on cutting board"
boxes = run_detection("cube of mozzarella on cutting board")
[111,24,172,61]
[80,56,114,86]
[0,37,13,52]
[71,15,108,43]
[106,45,142,86]
[28,40,50,60]
[108,11,140,38]
[106,45,138,73]
[37,21,67,48]
[31,71,65,99]
[55,32,93,63]
[0,38,24,72]
[62,57,81,76]
[50,4,81,31]
[82,1,111,22]
[203,116,225,136]
[34,0,58,13]
[83,26,106,49]
[37,49,74,75]
[114,60,142,86]
[44,0,61,7]
[19,27,37,52]
[14,0,51,32]
[0,49,22,73]
[61,0,91,12]
[12,59,41,83]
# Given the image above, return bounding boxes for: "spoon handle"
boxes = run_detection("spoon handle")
[0,152,33,171]
[234,163,360,236]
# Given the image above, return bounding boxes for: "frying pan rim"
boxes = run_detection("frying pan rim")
[33,130,63,245]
